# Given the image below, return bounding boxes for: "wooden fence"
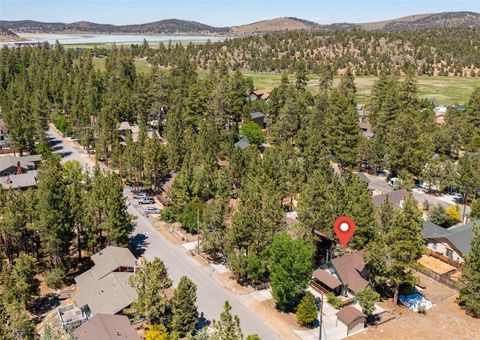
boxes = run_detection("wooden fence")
[426,249,462,269]
[416,266,459,291]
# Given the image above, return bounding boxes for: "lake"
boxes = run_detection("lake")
[4,33,227,46]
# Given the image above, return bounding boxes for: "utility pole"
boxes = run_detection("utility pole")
[319,291,324,340]
[196,209,200,255]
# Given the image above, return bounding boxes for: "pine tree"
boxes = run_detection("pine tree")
[387,195,425,305]
[172,276,198,337]
[458,223,480,317]
[211,301,243,340]
[296,292,318,326]
[128,257,173,324]
[356,287,380,315]
[342,174,379,249]
[298,167,340,239]
[36,155,73,269]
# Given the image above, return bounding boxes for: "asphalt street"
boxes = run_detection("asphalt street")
[47,127,280,339]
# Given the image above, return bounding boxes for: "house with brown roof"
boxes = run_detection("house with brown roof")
[336,306,366,336]
[72,314,141,340]
[74,246,138,316]
[250,89,272,101]
[312,251,369,297]
[372,189,410,209]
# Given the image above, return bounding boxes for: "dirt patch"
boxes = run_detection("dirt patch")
[418,255,456,275]
[153,221,184,245]
[350,295,479,340]
[214,272,255,295]
[414,271,457,304]
[189,253,210,267]
[250,299,303,340]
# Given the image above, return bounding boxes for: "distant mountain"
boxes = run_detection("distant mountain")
[230,17,319,35]
[0,19,228,35]
[0,27,20,42]
[358,11,480,31]
[0,12,479,36]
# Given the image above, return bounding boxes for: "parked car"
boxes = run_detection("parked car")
[145,207,161,215]
[138,197,155,205]
[133,192,149,200]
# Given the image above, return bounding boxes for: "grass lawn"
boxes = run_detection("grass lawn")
[92,57,152,75]
[244,73,480,105]
[90,59,480,105]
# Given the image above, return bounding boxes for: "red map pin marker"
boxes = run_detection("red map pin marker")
[334,216,356,247]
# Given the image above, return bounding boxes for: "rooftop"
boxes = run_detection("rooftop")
[250,111,265,120]
[336,306,365,325]
[0,154,42,173]
[72,314,140,340]
[331,251,369,294]
[74,247,138,315]
[423,220,479,257]
[0,170,37,189]
[372,189,410,209]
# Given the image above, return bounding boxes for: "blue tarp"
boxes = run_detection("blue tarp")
[399,292,432,312]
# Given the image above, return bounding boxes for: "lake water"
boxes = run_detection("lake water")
[6,33,227,45]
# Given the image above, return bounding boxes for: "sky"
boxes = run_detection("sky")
[1,0,479,26]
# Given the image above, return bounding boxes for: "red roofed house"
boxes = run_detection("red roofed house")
[311,251,369,297]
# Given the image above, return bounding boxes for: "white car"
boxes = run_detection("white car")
[145,207,161,214]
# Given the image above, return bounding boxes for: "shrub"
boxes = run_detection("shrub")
[428,204,449,227]
[45,267,66,289]
[327,292,343,309]
[240,121,265,146]
[296,292,318,326]
[446,205,461,224]
[160,206,176,223]
[178,200,204,234]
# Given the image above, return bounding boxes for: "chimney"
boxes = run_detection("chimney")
[16,161,22,175]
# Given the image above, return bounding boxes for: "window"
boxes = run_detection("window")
[431,242,437,251]
[446,248,453,259]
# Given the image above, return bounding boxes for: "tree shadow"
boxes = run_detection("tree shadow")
[195,312,211,331]
[29,293,60,324]
[130,233,149,257]
[46,138,62,148]
[59,151,73,158]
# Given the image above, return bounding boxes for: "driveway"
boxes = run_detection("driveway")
[47,127,280,339]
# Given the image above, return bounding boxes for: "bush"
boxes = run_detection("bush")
[296,292,318,326]
[178,200,204,234]
[428,204,450,227]
[327,292,343,309]
[446,205,461,224]
[160,206,176,223]
[53,115,73,136]
[45,267,66,289]
[240,121,265,146]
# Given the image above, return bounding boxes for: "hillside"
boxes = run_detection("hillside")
[358,11,480,31]
[0,19,228,35]
[0,27,21,42]
[231,17,319,35]
[0,11,479,36]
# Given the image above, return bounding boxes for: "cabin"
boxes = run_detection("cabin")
[74,246,138,316]
[423,220,477,264]
[250,112,266,129]
[311,251,369,297]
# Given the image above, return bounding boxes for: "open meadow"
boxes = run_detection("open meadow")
[91,57,480,105]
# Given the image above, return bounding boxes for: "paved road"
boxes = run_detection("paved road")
[47,128,280,339]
